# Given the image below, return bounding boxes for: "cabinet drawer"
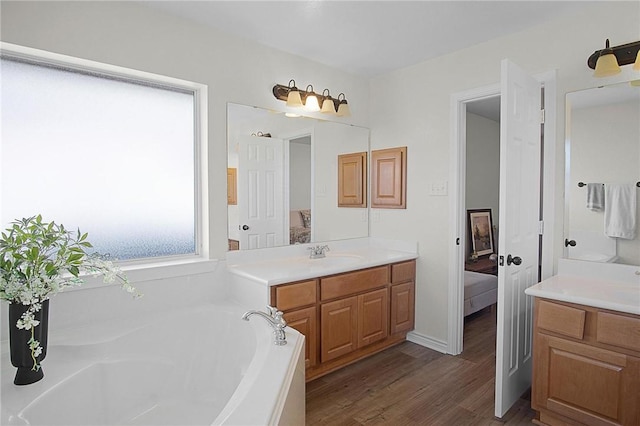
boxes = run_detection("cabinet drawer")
[537,300,586,340]
[597,312,640,353]
[275,280,317,311]
[320,266,389,301]
[391,260,416,284]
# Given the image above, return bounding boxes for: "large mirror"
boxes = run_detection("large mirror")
[227,103,370,250]
[565,82,640,266]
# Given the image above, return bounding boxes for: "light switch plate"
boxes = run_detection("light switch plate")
[429,181,448,196]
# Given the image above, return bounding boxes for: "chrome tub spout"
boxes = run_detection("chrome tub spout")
[242,306,287,346]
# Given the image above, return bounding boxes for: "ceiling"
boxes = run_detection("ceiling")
[142,1,591,78]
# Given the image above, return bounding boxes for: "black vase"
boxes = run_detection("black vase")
[8,299,49,385]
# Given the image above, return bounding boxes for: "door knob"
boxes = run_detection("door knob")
[564,239,577,247]
[241,224,250,231]
[506,254,522,266]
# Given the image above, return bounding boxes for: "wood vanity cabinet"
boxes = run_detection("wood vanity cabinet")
[270,260,416,381]
[390,260,416,334]
[532,298,640,426]
[272,279,318,368]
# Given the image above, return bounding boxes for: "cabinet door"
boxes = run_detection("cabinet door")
[338,152,367,207]
[321,297,358,362]
[283,306,317,368]
[227,167,237,205]
[357,288,388,348]
[371,147,407,208]
[534,333,640,425]
[390,282,415,334]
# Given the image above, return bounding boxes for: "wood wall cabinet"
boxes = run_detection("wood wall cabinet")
[532,298,640,426]
[227,167,237,205]
[338,152,367,207]
[371,147,407,209]
[271,260,416,381]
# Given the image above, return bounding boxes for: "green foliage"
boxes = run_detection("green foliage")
[0,215,140,304]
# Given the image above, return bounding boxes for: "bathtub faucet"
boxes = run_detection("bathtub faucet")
[308,244,330,259]
[242,306,287,346]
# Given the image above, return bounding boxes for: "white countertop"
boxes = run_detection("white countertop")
[227,245,417,286]
[525,274,640,315]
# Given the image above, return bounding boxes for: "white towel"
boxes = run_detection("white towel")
[604,184,637,239]
[586,183,604,211]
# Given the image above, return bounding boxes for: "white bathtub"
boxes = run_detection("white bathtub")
[0,302,305,425]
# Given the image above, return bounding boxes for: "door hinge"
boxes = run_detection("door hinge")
[540,108,545,124]
[538,220,544,235]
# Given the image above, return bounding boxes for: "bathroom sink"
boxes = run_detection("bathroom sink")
[570,253,618,263]
[305,254,363,267]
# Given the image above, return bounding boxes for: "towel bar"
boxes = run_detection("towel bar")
[577,181,640,188]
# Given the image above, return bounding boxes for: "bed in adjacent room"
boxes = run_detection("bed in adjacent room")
[464,270,498,316]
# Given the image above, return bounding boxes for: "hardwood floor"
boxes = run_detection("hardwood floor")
[306,307,536,425]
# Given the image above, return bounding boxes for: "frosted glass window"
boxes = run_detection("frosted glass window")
[1,58,197,261]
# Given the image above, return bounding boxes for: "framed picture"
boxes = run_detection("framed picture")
[467,209,495,257]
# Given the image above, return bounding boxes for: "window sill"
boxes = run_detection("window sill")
[62,256,220,293]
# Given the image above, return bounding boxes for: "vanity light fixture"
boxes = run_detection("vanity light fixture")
[588,39,640,77]
[304,85,320,112]
[320,89,336,114]
[285,80,303,107]
[336,93,350,117]
[272,80,350,117]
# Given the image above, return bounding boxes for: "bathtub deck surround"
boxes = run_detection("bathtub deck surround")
[226,237,418,381]
[525,265,640,425]
[1,302,305,425]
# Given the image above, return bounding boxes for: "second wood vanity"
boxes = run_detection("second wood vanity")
[526,272,640,426]
[270,260,415,381]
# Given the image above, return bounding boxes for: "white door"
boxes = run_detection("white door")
[495,59,541,417]
[237,135,285,249]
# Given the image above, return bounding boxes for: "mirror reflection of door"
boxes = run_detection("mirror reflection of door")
[237,135,285,250]
[288,135,313,245]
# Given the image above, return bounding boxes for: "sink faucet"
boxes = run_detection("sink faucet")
[308,244,330,259]
[242,306,287,345]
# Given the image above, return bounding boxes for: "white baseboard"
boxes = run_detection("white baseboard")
[406,331,448,354]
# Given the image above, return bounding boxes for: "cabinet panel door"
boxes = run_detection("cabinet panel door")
[536,334,640,426]
[371,147,406,208]
[275,280,317,311]
[284,306,317,368]
[338,152,367,207]
[321,297,358,362]
[357,288,388,348]
[390,282,415,334]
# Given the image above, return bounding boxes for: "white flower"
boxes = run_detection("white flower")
[32,346,43,358]
[16,314,40,330]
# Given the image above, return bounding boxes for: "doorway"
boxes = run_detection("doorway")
[462,95,501,360]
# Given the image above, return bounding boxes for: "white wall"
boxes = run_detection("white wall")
[0,0,370,260]
[369,2,640,344]
[289,138,312,210]
[312,122,369,241]
[465,112,500,257]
